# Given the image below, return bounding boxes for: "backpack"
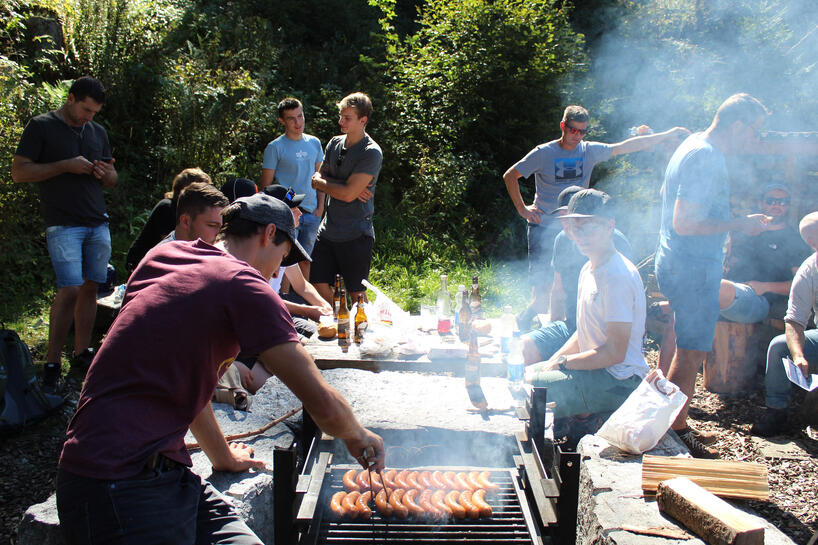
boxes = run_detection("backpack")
[0,327,64,432]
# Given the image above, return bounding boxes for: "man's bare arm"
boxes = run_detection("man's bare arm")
[673,198,769,237]
[549,272,566,322]
[12,154,94,183]
[784,320,811,378]
[312,171,373,203]
[259,168,275,189]
[284,266,332,313]
[503,166,542,224]
[609,127,690,156]
[189,402,266,472]
[258,341,385,469]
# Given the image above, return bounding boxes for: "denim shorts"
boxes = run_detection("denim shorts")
[527,221,562,287]
[719,282,770,323]
[525,320,573,361]
[655,251,722,352]
[46,224,112,288]
[296,212,321,257]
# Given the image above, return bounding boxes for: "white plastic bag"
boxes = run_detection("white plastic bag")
[596,369,687,454]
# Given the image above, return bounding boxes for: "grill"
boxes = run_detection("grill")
[275,388,579,545]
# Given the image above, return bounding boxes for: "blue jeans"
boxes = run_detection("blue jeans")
[46,224,111,288]
[527,221,562,287]
[720,282,770,323]
[525,320,573,361]
[525,367,643,419]
[764,330,818,409]
[56,467,261,544]
[296,212,321,257]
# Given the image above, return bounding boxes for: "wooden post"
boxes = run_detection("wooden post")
[704,322,759,394]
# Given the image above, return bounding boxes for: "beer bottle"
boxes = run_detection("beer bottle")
[337,288,350,347]
[469,275,482,319]
[332,274,341,318]
[458,289,472,342]
[354,294,368,344]
[465,330,487,410]
[436,274,452,334]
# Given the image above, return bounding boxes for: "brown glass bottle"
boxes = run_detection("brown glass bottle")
[354,294,368,344]
[337,288,350,347]
[469,275,482,319]
[464,330,487,410]
[332,274,342,318]
[458,292,472,342]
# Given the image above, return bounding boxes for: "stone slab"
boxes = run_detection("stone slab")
[575,434,795,545]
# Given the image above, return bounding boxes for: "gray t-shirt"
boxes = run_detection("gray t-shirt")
[785,253,818,328]
[317,134,383,242]
[513,140,613,225]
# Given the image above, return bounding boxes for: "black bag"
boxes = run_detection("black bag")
[0,327,64,431]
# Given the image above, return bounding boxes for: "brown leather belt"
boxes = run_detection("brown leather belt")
[144,453,181,472]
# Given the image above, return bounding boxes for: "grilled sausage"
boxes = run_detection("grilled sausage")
[444,490,467,519]
[330,491,347,518]
[455,472,473,491]
[374,489,393,517]
[403,488,425,517]
[442,471,460,490]
[343,470,361,492]
[389,488,410,519]
[418,489,442,519]
[355,469,370,491]
[472,489,492,518]
[395,469,411,489]
[370,471,384,491]
[418,470,434,489]
[406,471,421,490]
[478,470,499,491]
[356,490,373,520]
[342,491,361,519]
[430,471,448,489]
[381,469,398,490]
[431,489,453,517]
[459,490,480,519]
[466,471,484,491]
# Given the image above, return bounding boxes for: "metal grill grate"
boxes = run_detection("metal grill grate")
[316,468,535,544]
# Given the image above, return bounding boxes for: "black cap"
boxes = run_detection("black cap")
[263,184,305,208]
[233,193,311,266]
[221,178,258,203]
[550,185,584,215]
[562,188,614,219]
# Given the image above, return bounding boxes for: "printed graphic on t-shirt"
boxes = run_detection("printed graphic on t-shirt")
[555,158,583,182]
[296,149,308,159]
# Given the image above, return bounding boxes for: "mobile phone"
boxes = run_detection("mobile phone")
[100,156,113,162]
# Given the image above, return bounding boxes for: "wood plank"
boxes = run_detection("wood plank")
[642,455,769,501]
[657,477,764,545]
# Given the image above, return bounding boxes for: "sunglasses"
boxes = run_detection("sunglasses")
[562,122,589,136]
[284,187,296,203]
[336,148,348,166]
[764,197,789,206]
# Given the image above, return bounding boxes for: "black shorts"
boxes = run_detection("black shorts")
[311,235,374,292]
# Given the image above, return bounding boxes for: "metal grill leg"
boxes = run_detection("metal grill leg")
[557,449,580,545]
[274,446,297,545]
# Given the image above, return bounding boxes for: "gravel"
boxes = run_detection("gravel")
[1,353,816,544]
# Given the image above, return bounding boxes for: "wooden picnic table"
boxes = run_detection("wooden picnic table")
[303,320,509,377]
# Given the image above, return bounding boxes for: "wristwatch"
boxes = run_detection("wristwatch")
[556,355,569,372]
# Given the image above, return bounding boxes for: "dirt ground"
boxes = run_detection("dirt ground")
[1,353,817,544]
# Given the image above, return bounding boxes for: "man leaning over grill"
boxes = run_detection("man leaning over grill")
[56,192,385,544]
[524,189,649,440]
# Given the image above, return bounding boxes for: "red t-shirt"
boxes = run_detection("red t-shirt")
[59,240,299,479]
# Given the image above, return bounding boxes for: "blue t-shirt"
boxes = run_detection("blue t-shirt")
[658,133,729,263]
[262,134,324,212]
[513,140,613,225]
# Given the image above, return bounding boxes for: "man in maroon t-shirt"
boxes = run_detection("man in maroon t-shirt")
[56,193,385,544]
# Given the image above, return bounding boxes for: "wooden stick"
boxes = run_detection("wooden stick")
[186,406,303,451]
[642,455,769,501]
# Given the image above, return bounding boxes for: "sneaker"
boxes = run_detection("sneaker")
[686,426,718,445]
[71,347,95,369]
[676,428,719,458]
[750,408,788,437]
[41,362,61,395]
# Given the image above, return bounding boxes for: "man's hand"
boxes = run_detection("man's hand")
[344,428,386,472]
[311,172,325,189]
[93,158,116,187]
[794,356,811,379]
[356,186,373,203]
[739,214,771,236]
[235,363,254,390]
[746,281,767,296]
[519,204,543,224]
[65,156,94,175]
[304,304,332,321]
[667,127,691,139]
[211,442,266,472]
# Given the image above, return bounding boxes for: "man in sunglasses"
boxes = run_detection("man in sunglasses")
[504,105,688,330]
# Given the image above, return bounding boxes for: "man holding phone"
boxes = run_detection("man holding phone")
[12,76,117,392]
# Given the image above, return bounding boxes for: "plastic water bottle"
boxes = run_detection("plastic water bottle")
[113,284,126,304]
[436,275,452,334]
[499,305,515,354]
[454,284,466,331]
[507,331,525,395]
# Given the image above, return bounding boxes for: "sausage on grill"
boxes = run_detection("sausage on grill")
[478,471,499,491]
[418,471,434,489]
[459,490,480,519]
[405,471,421,490]
[430,471,448,489]
[472,489,493,517]
[341,491,361,519]
[381,469,398,489]
[442,471,460,490]
[330,491,347,518]
[403,488,425,517]
[389,488,410,519]
[343,470,361,492]
[395,469,411,489]
[444,490,467,519]
[466,471,484,491]
[374,489,393,517]
[356,490,373,519]
[431,489,453,517]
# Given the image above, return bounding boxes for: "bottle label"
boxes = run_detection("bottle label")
[355,321,368,341]
[338,318,349,338]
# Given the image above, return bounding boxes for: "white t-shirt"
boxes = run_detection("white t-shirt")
[576,252,648,380]
[268,265,297,293]
[785,252,818,328]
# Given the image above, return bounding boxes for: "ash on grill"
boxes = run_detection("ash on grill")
[274,388,580,544]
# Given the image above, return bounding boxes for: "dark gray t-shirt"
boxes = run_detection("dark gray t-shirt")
[317,134,383,242]
[15,110,111,227]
